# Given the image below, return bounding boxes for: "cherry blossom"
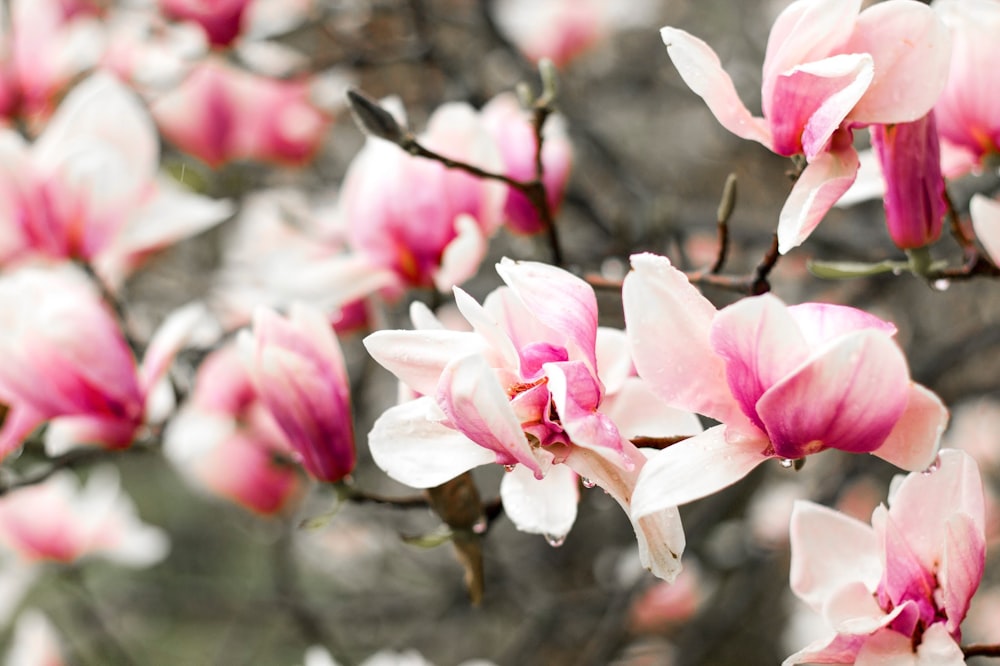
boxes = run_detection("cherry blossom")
[624,253,947,516]
[785,449,984,665]
[364,259,701,581]
[661,0,951,253]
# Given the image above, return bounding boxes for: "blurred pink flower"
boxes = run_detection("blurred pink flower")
[785,449,984,665]
[238,304,355,483]
[0,266,203,460]
[480,92,572,235]
[662,0,951,253]
[870,112,946,250]
[0,466,168,566]
[0,72,232,286]
[160,0,252,47]
[365,259,701,581]
[340,100,505,292]
[629,563,704,633]
[624,253,947,516]
[165,344,303,515]
[933,0,1000,177]
[152,58,331,167]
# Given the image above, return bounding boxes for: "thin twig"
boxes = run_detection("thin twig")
[963,643,1000,658]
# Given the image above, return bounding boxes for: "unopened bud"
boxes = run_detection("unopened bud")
[346,88,406,144]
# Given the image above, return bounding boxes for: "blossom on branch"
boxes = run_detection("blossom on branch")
[785,449,985,665]
[364,259,701,581]
[623,253,947,517]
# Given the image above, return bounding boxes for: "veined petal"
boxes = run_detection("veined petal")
[787,302,897,346]
[368,397,495,488]
[777,145,860,254]
[623,253,746,427]
[873,384,946,472]
[941,512,985,635]
[971,194,1000,267]
[660,27,771,148]
[756,330,910,459]
[363,329,484,397]
[437,353,543,474]
[846,0,952,125]
[790,501,881,616]
[631,424,769,517]
[499,462,578,539]
[546,360,621,454]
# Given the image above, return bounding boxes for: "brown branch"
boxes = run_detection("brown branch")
[710,173,738,274]
[963,643,1000,658]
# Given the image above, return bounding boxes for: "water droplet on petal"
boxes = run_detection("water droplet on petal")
[922,453,941,475]
[581,477,596,489]
[504,464,516,473]
[779,458,794,469]
[472,517,488,534]
[544,533,566,548]
[932,279,951,292]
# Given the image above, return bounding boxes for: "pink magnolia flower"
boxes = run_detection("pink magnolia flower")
[0,466,169,566]
[152,58,331,167]
[238,304,355,483]
[870,112,946,250]
[340,100,505,293]
[0,72,232,286]
[662,0,951,253]
[160,0,252,47]
[164,343,303,515]
[364,259,701,581]
[933,0,1000,177]
[623,253,947,516]
[0,266,202,460]
[480,92,573,235]
[785,449,984,665]
[971,194,1000,266]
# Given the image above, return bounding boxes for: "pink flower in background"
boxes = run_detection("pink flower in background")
[160,0,252,47]
[661,0,951,253]
[165,344,303,515]
[238,304,355,483]
[871,112,946,250]
[340,100,505,292]
[365,259,701,581]
[0,466,168,566]
[481,92,572,235]
[0,72,232,286]
[933,0,1000,177]
[785,449,984,665]
[624,253,947,516]
[0,266,202,460]
[152,58,331,167]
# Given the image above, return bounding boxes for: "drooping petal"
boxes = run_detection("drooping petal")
[499,462,578,539]
[873,384,946,472]
[756,330,910,459]
[630,424,769,517]
[368,397,495,488]
[971,194,1000,266]
[363,329,484,397]
[845,0,952,125]
[777,144,860,254]
[789,501,881,615]
[660,27,771,148]
[622,253,746,428]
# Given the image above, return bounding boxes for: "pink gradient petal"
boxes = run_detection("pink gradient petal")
[756,330,909,458]
[782,632,865,666]
[140,302,209,396]
[845,0,952,125]
[630,424,769,517]
[971,194,1000,266]
[433,214,486,292]
[873,384,947,472]
[787,302,897,346]
[0,407,43,461]
[546,360,622,454]
[878,512,937,625]
[452,287,519,371]
[623,253,746,427]
[368,397,495,488]
[594,327,632,396]
[790,501,881,615]
[600,377,703,442]
[853,628,918,666]
[436,354,544,474]
[709,293,809,430]
[363,329,484,397]
[824,581,891,635]
[660,27,771,148]
[499,463,578,539]
[915,622,966,665]
[941,512,986,636]
[777,145,860,253]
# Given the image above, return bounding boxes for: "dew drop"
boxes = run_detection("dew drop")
[503,464,516,473]
[581,477,596,489]
[922,453,941,476]
[544,533,566,548]
[932,279,951,292]
[472,517,488,534]
[779,458,794,469]
[892,266,905,276]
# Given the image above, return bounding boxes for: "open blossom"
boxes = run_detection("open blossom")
[0,266,202,460]
[340,100,505,293]
[933,0,1000,177]
[364,259,701,581]
[785,449,984,665]
[238,304,355,483]
[0,72,232,286]
[623,253,947,517]
[165,343,303,515]
[480,92,572,235]
[661,0,951,253]
[0,466,168,566]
